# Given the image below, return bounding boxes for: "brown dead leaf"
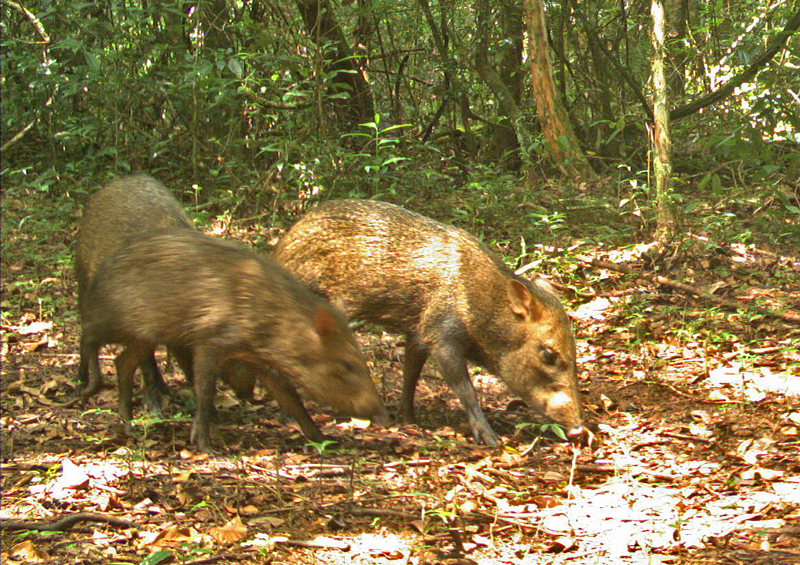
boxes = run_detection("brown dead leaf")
[239,504,259,516]
[209,516,248,545]
[24,335,57,352]
[530,495,561,508]
[59,458,91,490]
[546,536,578,553]
[146,525,199,548]
[541,471,567,483]
[10,540,49,562]
[179,449,209,462]
[248,515,285,528]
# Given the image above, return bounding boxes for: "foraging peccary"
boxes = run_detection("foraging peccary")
[274,199,583,446]
[79,229,389,452]
[75,174,255,410]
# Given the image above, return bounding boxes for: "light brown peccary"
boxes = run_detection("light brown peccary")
[274,199,583,446]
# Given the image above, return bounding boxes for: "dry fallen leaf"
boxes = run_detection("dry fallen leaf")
[209,516,248,545]
[239,504,259,516]
[10,540,49,562]
[145,525,200,548]
[248,515,285,528]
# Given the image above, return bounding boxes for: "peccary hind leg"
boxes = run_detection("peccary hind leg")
[139,354,166,418]
[399,337,429,424]
[78,336,103,400]
[114,342,153,433]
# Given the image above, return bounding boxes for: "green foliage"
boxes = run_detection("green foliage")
[138,550,172,565]
[515,421,568,441]
[307,439,339,456]
[0,0,796,245]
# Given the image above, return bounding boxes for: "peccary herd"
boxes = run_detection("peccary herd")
[75,174,584,452]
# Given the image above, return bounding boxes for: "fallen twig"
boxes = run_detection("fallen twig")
[585,258,800,324]
[181,554,241,565]
[348,506,417,520]
[661,431,714,444]
[278,537,351,551]
[0,512,138,532]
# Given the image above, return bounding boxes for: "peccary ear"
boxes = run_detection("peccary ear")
[507,279,544,321]
[312,308,336,338]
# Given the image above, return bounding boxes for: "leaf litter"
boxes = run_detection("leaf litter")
[1,207,799,565]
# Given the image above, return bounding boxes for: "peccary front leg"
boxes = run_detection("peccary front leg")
[256,371,324,443]
[399,337,430,424]
[114,342,152,432]
[431,343,499,447]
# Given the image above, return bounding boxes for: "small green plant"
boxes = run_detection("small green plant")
[138,549,173,565]
[342,114,411,197]
[516,421,568,441]
[306,439,338,456]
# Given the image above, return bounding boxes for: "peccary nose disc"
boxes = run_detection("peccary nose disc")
[566,426,585,441]
[371,410,392,428]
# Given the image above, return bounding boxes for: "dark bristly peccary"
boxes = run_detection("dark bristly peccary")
[273,199,583,446]
[75,174,194,413]
[79,229,389,452]
[75,174,256,411]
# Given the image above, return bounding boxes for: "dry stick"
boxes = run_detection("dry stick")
[661,431,714,444]
[348,506,417,521]
[586,259,800,325]
[181,555,240,565]
[277,537,351,551]
[0,512,138,532]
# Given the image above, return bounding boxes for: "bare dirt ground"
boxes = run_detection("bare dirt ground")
[2,196,799,565]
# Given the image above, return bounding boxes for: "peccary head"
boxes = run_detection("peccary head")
[274,305,391,427]
[493,277,583,438]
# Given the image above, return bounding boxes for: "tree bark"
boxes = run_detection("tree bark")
[296,0,375,128]
[523,0,595,180]
[651,0,675,239]
[416,0,474,144]
[474,0,526,165]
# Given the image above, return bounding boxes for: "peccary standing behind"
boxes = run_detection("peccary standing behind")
[75,174,255,411]
[274,199,583,446]
[80,229,389,452]
[75,174,192,411]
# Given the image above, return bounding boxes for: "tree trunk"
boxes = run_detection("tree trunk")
[523,0,595,180]
[295,0,375,129]
[651,0,675,239]
[416,0,475,147]
[474,0,525,167]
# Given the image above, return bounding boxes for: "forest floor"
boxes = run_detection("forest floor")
[1,186,799,565]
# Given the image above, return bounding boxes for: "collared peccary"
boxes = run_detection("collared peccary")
[75,174,256,411]
[75,174,193,412]
[80,229,389,452]
[273,199,583,446]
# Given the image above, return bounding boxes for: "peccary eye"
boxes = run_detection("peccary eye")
[540,346,558,366]
[340,360,355,374]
